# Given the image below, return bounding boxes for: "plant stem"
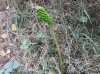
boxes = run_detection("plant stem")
[48,23,63,74]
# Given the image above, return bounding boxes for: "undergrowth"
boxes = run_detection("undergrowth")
[0,0,100,74]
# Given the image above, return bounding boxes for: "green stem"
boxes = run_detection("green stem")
[48,23,63,74]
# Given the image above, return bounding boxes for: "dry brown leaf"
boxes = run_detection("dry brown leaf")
[6,5,9,10]
[1,33,8,38]
[9,43,13,47]
[12,24,17,31]
[6,49,10,54]
[0,50,6,56]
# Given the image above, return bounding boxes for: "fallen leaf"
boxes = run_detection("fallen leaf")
[20,39,32,49]
[9,43,13,47]
[0,50,6,56]
[12,24,17,31]
[6,49,10,54]
[79,16,88,23]
[6,5,9,10]
[1,33,8,38]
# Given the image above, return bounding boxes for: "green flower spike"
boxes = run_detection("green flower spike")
[36,6,63,74]
[36,6,52,23]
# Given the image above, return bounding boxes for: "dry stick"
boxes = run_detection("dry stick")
[48,23,63,74]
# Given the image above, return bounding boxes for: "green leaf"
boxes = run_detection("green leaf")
[4,61,14,69]
[20,39,32,49]
[48,69,56,74]
[4,67,13,74]
[35,31,46,39]
[10,12,20,19]
[43,59,47,70]
[12,61,20,69]
[0,68,6,74]
[17,71,23,74]
[91,18,96,22]
[75,33,79,39]
[79,16,88,23]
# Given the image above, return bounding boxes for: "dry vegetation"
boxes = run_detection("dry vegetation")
[0,0,100,74]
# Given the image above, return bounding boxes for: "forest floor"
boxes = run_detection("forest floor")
[0,0,100,74]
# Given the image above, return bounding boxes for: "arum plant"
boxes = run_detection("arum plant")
[36,6,63,73]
